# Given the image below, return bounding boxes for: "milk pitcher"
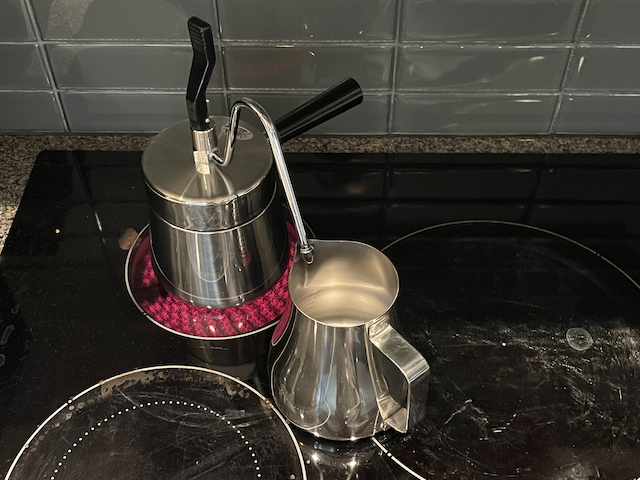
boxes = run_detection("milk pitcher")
[269,239,431,441]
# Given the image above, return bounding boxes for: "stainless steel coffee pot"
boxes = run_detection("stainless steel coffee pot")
[141,17,362,308]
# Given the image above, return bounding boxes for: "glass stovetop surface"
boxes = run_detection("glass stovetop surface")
[2,151,640,479]
[6,366,306,480]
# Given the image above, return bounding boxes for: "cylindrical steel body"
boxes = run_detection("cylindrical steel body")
[142,118,288,308]
[271,312,389,440]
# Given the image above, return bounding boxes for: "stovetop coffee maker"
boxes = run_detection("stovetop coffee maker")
[141,17,362,309]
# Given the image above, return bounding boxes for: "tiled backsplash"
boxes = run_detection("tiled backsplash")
[2,0,640,135]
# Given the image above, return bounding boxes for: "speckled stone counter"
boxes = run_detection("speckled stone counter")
[2,133,640,251]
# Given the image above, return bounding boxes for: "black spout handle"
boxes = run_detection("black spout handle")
[274,78,363,143]
[186,17,216,131]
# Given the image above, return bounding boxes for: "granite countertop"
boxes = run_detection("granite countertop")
[1,133,640,252]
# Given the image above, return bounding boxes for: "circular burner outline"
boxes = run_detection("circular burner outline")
[49,401,260,480]
[382,220,640,291]
[5,365,308,480]
[125,225,280,341]
[376,219,640,480]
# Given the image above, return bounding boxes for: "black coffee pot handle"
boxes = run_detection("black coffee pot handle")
[274,78,363,143]
[186,17,216,131]
[186,17,362,140]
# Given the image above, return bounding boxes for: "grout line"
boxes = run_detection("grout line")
[224,87,389,94]
[5,39,640,50]
[0,39,399,47]
[523,160,545,224]
[13,89,222,95]
[22,0,70,132]
[4,0,637,135]
[381,154,392,236]
[0,88,67,93]
[0,41,39,46]
[2,38,639,49]
[387,91,559,97]
[31,89,639,97]
[212,0,230,114]
[6,39,640,48]
[219,40,397,47]
[387,0,405,134]
[0,41,194,47]
[386,42,577,49]
[549,94,564,134]
[549,0,592,133]
[4,88,636,98]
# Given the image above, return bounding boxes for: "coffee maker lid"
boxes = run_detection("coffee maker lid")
[142,117,273,204]
[142,117,275,230]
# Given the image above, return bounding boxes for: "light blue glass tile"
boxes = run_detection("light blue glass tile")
[218,0,396,41]
[224,46,393,90]
[397,46,569,92]
[0,92,64,131]
[228,93,389,134]
[555,95,640,134]
[0,0,34,40]
[61,92,226,132]
[580,0,640,44]
[401,0,583,43]
[392,94,557,134]
[565,47,640,92]
[47,45,223,90]
[0,45,50,89]
[33,0,215,41]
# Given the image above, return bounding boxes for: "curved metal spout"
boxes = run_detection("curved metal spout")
[212,98,313,263]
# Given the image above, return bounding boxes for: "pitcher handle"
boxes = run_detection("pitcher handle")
[367,320,430,433]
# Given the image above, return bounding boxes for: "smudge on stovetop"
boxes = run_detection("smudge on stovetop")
[377,221,640,480]
[5,366,306,480]
[4,151,640,480]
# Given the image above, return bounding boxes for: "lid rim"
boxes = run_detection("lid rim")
[147,185,280,232]
[142,118,273,205]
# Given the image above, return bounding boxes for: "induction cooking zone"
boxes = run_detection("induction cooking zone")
[2,150,640,479]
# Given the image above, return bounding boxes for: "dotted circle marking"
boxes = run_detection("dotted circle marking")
[50,401,262,479]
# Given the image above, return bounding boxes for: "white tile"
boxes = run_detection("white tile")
[393,94,557,134]
[401,0,583,43]
[218,0,396,41]
[224,45,393,90]
[397,46,569,92]
[61,92,226,132]
[228,92,390,134]
[555,95,640,133]
[0,92,64,131]
[565,47,640,92]
[0,0,34,40]
[47,44,223,90]
[32,0,215,40]
[0,45,50,89]
[580,0,640,44]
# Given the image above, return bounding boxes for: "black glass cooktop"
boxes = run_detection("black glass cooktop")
[2,150,640,479]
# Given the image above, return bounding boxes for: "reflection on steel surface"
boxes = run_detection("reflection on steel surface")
[270,239,430,441]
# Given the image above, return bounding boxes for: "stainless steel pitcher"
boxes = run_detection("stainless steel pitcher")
[269,239,431,441]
